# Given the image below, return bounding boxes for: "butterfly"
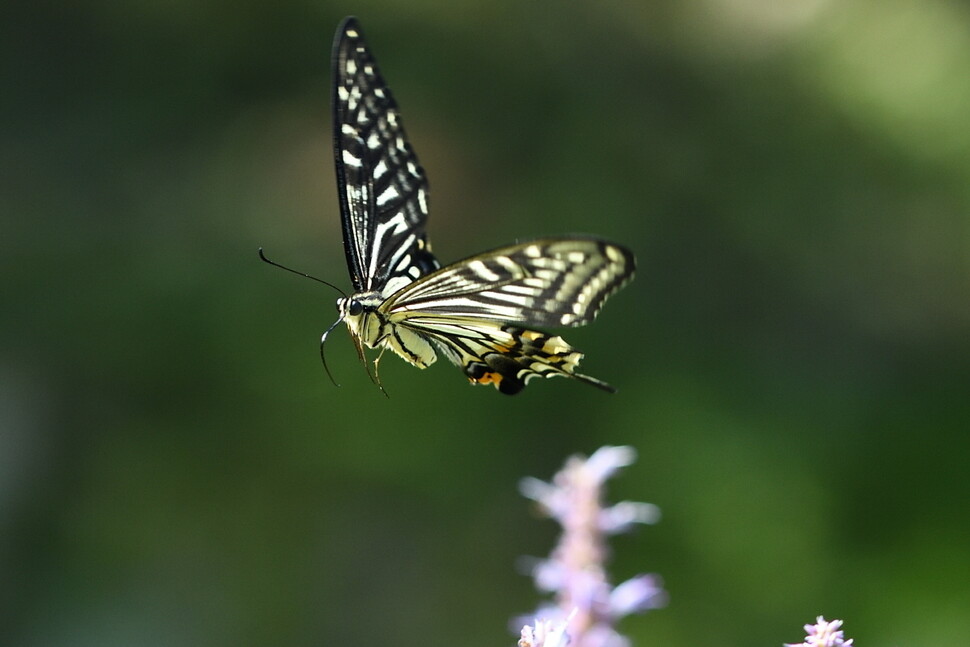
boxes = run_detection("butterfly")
[263,17,635,395]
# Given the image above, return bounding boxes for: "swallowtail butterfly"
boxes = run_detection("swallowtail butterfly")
[268,17,635,395]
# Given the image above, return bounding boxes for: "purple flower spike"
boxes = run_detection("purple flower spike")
[786,617,855,647]
[516,446,666,647]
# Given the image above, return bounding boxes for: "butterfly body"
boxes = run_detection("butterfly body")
[338,291,438,370]
[317,17,635,394]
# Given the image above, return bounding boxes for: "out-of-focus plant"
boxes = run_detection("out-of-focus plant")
[516,446,667,647]
[513,448,854,647]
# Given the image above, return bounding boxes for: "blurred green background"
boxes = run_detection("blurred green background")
[3,1,968,646]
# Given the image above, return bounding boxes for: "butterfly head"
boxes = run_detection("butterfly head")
[343,297,364,317]
[336,292,385,346]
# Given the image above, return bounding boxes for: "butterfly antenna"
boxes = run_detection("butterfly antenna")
[319,317,344,387]
[258,247,347,297]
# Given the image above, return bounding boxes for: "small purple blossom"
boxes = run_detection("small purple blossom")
[786,617,854,647]
[516,446,666,647]
[609,575,667,616]
[519,611,577,647]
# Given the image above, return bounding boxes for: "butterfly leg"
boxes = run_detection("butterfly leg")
[372,347,390,397]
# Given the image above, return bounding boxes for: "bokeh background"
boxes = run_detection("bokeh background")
[3,1,968,646]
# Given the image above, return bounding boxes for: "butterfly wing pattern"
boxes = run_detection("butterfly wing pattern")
[329,17,635,394]
[332,16,439,295]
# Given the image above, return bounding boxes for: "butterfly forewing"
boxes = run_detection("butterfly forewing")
[384,238,635,327]
[332,17,438,294]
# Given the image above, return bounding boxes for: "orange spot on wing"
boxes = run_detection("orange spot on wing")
[470,372,503,387]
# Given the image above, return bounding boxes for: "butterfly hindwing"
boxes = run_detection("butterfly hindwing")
[452,325,612,395]
[332,17,438,295]
[389,317,615,394]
